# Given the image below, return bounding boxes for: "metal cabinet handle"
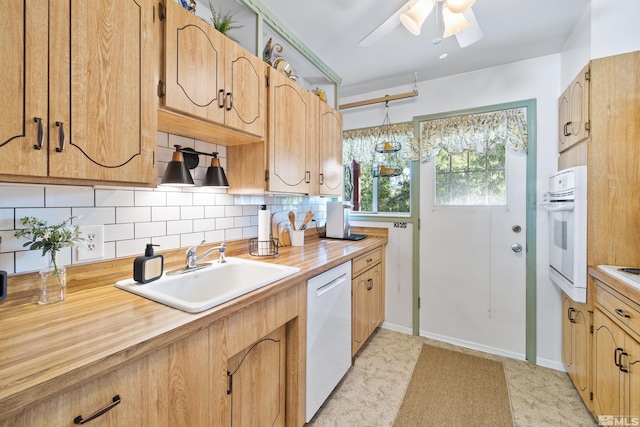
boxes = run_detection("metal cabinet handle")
[218,89,225,108]
[619,351,629,373]
[567,307,577,323]
[33,117,44,150]
[226,92,233,111]
[305,171,311,184]
[73,395,121,424]
[614,347,623,368]
[615,308,631,319]
[55,121,65,152]
[563,122,572,136]
[367,278,373,290]
[319,173,324,185]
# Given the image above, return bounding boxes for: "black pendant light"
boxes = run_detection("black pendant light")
[161,145,195,186]
[203,152,230,187]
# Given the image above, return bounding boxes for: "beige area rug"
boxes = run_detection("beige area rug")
[393,344,515,427]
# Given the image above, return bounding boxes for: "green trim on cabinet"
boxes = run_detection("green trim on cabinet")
[238,0,342,85]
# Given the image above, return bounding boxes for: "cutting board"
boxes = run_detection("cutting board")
[272,212,292,246]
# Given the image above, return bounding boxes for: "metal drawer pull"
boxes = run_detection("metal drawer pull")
[563,122,572,136]
[367,278,373,290]
[619,351,629,373]
[567,307,577,323]
[226,92,233,111]
[614,347,623,368]
[33,117,44,150]
[73,395,121,424]
[218,89,225,108]
[614,308,631,318]
[55,121,65,152]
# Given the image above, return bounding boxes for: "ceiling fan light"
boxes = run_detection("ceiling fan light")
[454,8,483,47]
[442,7,471,38]
[400,0,434,36]
[446,0,475,14]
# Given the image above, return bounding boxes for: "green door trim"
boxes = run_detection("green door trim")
[412,99,538,363]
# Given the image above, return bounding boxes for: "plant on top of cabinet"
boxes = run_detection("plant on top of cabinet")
[158,0,266,146]
[0,0,157,187]
[208,2,243,41]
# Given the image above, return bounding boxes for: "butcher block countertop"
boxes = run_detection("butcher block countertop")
[0,228,387,418]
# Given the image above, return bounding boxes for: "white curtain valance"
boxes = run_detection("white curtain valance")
[343,122,418,164]
[419,108,528,162]
[342,108,528,165]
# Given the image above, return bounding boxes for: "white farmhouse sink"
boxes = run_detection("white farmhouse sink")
[115,257,300,313]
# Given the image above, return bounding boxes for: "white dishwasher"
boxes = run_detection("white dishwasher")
[306,261,352,422]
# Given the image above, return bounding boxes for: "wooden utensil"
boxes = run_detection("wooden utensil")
[300,210,314,230]
[288,211,296,230]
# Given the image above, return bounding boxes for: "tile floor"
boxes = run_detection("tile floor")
[307,328,597,427]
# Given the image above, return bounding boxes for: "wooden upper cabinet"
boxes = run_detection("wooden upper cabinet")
[0,0,157,186]
[317,99,344,196]
[0,1,50,178]
[558,64,590,153]
[267,68,314,194]
[161,0,266,140]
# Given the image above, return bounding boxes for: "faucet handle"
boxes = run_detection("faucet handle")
[186,240,205,257]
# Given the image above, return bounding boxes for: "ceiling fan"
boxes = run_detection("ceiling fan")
[359,0,483,49]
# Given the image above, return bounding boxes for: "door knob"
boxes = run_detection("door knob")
[511,243,523,253]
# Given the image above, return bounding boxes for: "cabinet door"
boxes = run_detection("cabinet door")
[352,272,369,357]
[593,309,624,417]
[223,39,266,138]
[148,328,211,426]
[163,0,225,125]
[318,101,344,196]
[6,357,147,427]
[368,263,384,332]
[227,325,286,427]
[0,0,48,177]
[624,336,640,417]
[558,90,570,152]
[267,68,313,194]
[49,0,156,185]
[561,294,574,372]
[573,304,590,401]
[569,67,590,143]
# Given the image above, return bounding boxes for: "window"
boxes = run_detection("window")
[343,122,415,214]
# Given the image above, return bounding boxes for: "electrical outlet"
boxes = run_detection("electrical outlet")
[76,225,104,261]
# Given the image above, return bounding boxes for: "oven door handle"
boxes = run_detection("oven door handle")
[542,203,574,212]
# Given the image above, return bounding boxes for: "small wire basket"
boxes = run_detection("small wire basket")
[249,237,279,257]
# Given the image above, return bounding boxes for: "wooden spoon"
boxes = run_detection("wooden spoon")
[300,210,314,230]
[288,211,296,230]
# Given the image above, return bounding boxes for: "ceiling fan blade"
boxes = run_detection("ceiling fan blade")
[454,8,483,47]
[358,0,419,47]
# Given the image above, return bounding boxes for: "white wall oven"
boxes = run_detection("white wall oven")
[543,166,587,303]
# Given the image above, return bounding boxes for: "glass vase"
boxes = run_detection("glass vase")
[38,253,66,304]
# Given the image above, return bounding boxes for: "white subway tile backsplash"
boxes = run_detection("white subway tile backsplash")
[167,219,193,235]
[242,205,258,216]
[181,206,204,220]
[0,252,14,273]
[135,221,166,238]
[1,230,27,253]
[135,190,167,207]
[15,247,72,274]
[15,208,72,227]
[45,186,94,207]
[204,229,225,243]
[151,234,180,251]
[103,242,116,260]
[0,185,45,207]
[193,192,216,206]
[116,239,152,258]
[243,226,258,238]
[168,134,194,149]
[215,193,235,206]
[193,218,215,232]
[72,207,116,226]
[234,216,251,228]
[215,217,234,230]
[180,232,206,248]
[0,209,14,230]
[95,189,134,207]
[104,223,135,242]
[167,192,192,206]
[225,205,243,217]
[205,205,224,218]
[224,228,243,241]
[152,206,180,221]
[157,131,169,148]
[116,207,151,223]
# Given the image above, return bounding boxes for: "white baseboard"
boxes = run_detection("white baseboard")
[536,357,566,372]
[380,322,413,335]
[419,330,526,362]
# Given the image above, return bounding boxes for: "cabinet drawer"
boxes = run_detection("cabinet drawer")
[352,248,382,277]
[596,283,640,339]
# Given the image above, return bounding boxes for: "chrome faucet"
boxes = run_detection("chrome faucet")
[185,240,227,269]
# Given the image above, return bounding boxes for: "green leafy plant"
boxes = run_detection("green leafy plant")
[15,216,83,278]
[209,2,243,39]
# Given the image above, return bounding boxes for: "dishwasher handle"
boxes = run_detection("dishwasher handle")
[315,274,347,298]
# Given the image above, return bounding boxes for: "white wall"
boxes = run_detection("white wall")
[591,0,640,60]
[342,54,563,367]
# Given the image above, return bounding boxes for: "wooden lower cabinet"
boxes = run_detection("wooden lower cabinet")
[352,248,385,357]
[561,293,591,408]
[593,308,640,419]
[3,284,305,427]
